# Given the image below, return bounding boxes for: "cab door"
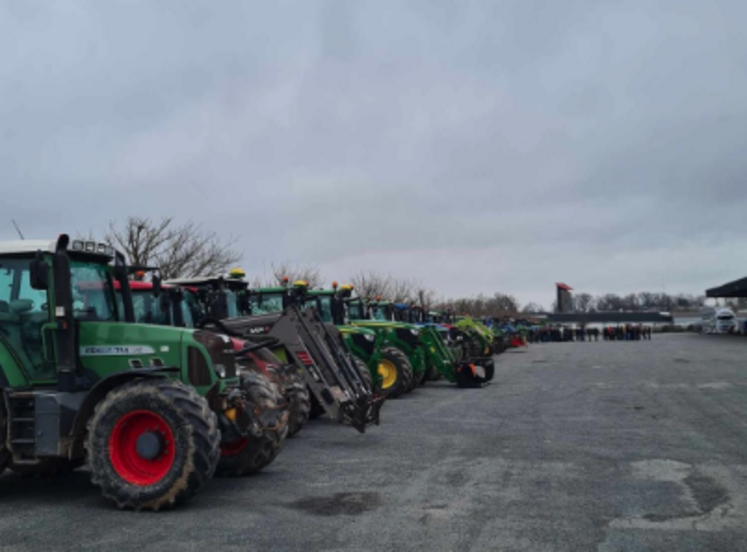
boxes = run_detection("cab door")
[0,257,55,382]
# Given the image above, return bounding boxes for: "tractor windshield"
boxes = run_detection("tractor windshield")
[71,260,117,321]
[372,306,388,321]
[224,289,239,318]
[348,301,363,320]
[181,289,201,327]
[130,292,169,325]
[251,293,284,314]
[315,295,333,323]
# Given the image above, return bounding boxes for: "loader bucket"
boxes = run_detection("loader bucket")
[454,357,494,388]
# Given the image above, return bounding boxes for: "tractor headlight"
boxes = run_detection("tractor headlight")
[192,331,237,379]
[410,328,420,336]
[214,363,228,379]
[364,333,375,342]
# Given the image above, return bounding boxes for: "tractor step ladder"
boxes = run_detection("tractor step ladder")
[8,393,36,460]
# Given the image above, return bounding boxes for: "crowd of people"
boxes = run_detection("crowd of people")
[527,324,653,343]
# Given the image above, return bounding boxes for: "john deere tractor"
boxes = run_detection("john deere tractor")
[354,299,495,388]
[0,235,286,511]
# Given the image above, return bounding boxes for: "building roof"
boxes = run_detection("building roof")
[706,276,747,298]
[556,282,573,291]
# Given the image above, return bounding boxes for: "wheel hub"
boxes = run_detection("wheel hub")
[135,431,166,460]
[377,359,398,389]
[109,410,176,486]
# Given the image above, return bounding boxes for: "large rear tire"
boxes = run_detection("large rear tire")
[217,371,287,477]
[377,347,412,399]
[87,379,220,511]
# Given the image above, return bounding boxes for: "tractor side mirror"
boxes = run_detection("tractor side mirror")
[29,252,49,290]
[152,275,162,297]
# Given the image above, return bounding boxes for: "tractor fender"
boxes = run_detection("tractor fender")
[69,367,181,447]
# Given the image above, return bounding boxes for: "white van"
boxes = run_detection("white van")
[701,307,737,334]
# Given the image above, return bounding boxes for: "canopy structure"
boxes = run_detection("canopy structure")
[706,276,747,298]
[547,312,673,324]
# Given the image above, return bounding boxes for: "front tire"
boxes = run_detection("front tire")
[87,379,220,511]
[217,371,288,477]
[377,347,412,399]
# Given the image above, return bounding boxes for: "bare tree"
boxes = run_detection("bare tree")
[442,292,520,317]
[521,302,544,313]
[106,217,241,279]
[389,278,416,303]
[269,262,323,288]
[415,285,437,310]
[573,293,595,313]
[349,271,392,300]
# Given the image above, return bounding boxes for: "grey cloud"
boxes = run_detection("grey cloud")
[1,0,746,307]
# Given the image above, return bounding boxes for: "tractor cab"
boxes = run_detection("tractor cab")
[305,282,356,326]
[165,273,253,323]
[0,235,266,511]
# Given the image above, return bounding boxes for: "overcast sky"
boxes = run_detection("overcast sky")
[2,0,746,308]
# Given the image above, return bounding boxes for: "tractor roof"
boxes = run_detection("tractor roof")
[165,276,248,290]
[0,240,56,255]
[0,239,116,258]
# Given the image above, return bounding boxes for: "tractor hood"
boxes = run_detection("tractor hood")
[77,321,233,391]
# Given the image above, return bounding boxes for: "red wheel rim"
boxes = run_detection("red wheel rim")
[109,410,176,486]
[220,438,249,457]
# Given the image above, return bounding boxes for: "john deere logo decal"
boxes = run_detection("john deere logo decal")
[80,345,156,356]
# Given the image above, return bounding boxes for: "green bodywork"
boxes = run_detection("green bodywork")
[454,317,496,357]
[351,300,464,383]
[0,252,231,394]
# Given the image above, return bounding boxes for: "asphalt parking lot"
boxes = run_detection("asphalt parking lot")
[2,333,747,552]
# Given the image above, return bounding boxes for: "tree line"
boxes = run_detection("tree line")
[99,217,728,316]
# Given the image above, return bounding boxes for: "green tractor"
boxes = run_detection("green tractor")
[351,299,495,388]
[0,236,287,511]
[453,316,498,357]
